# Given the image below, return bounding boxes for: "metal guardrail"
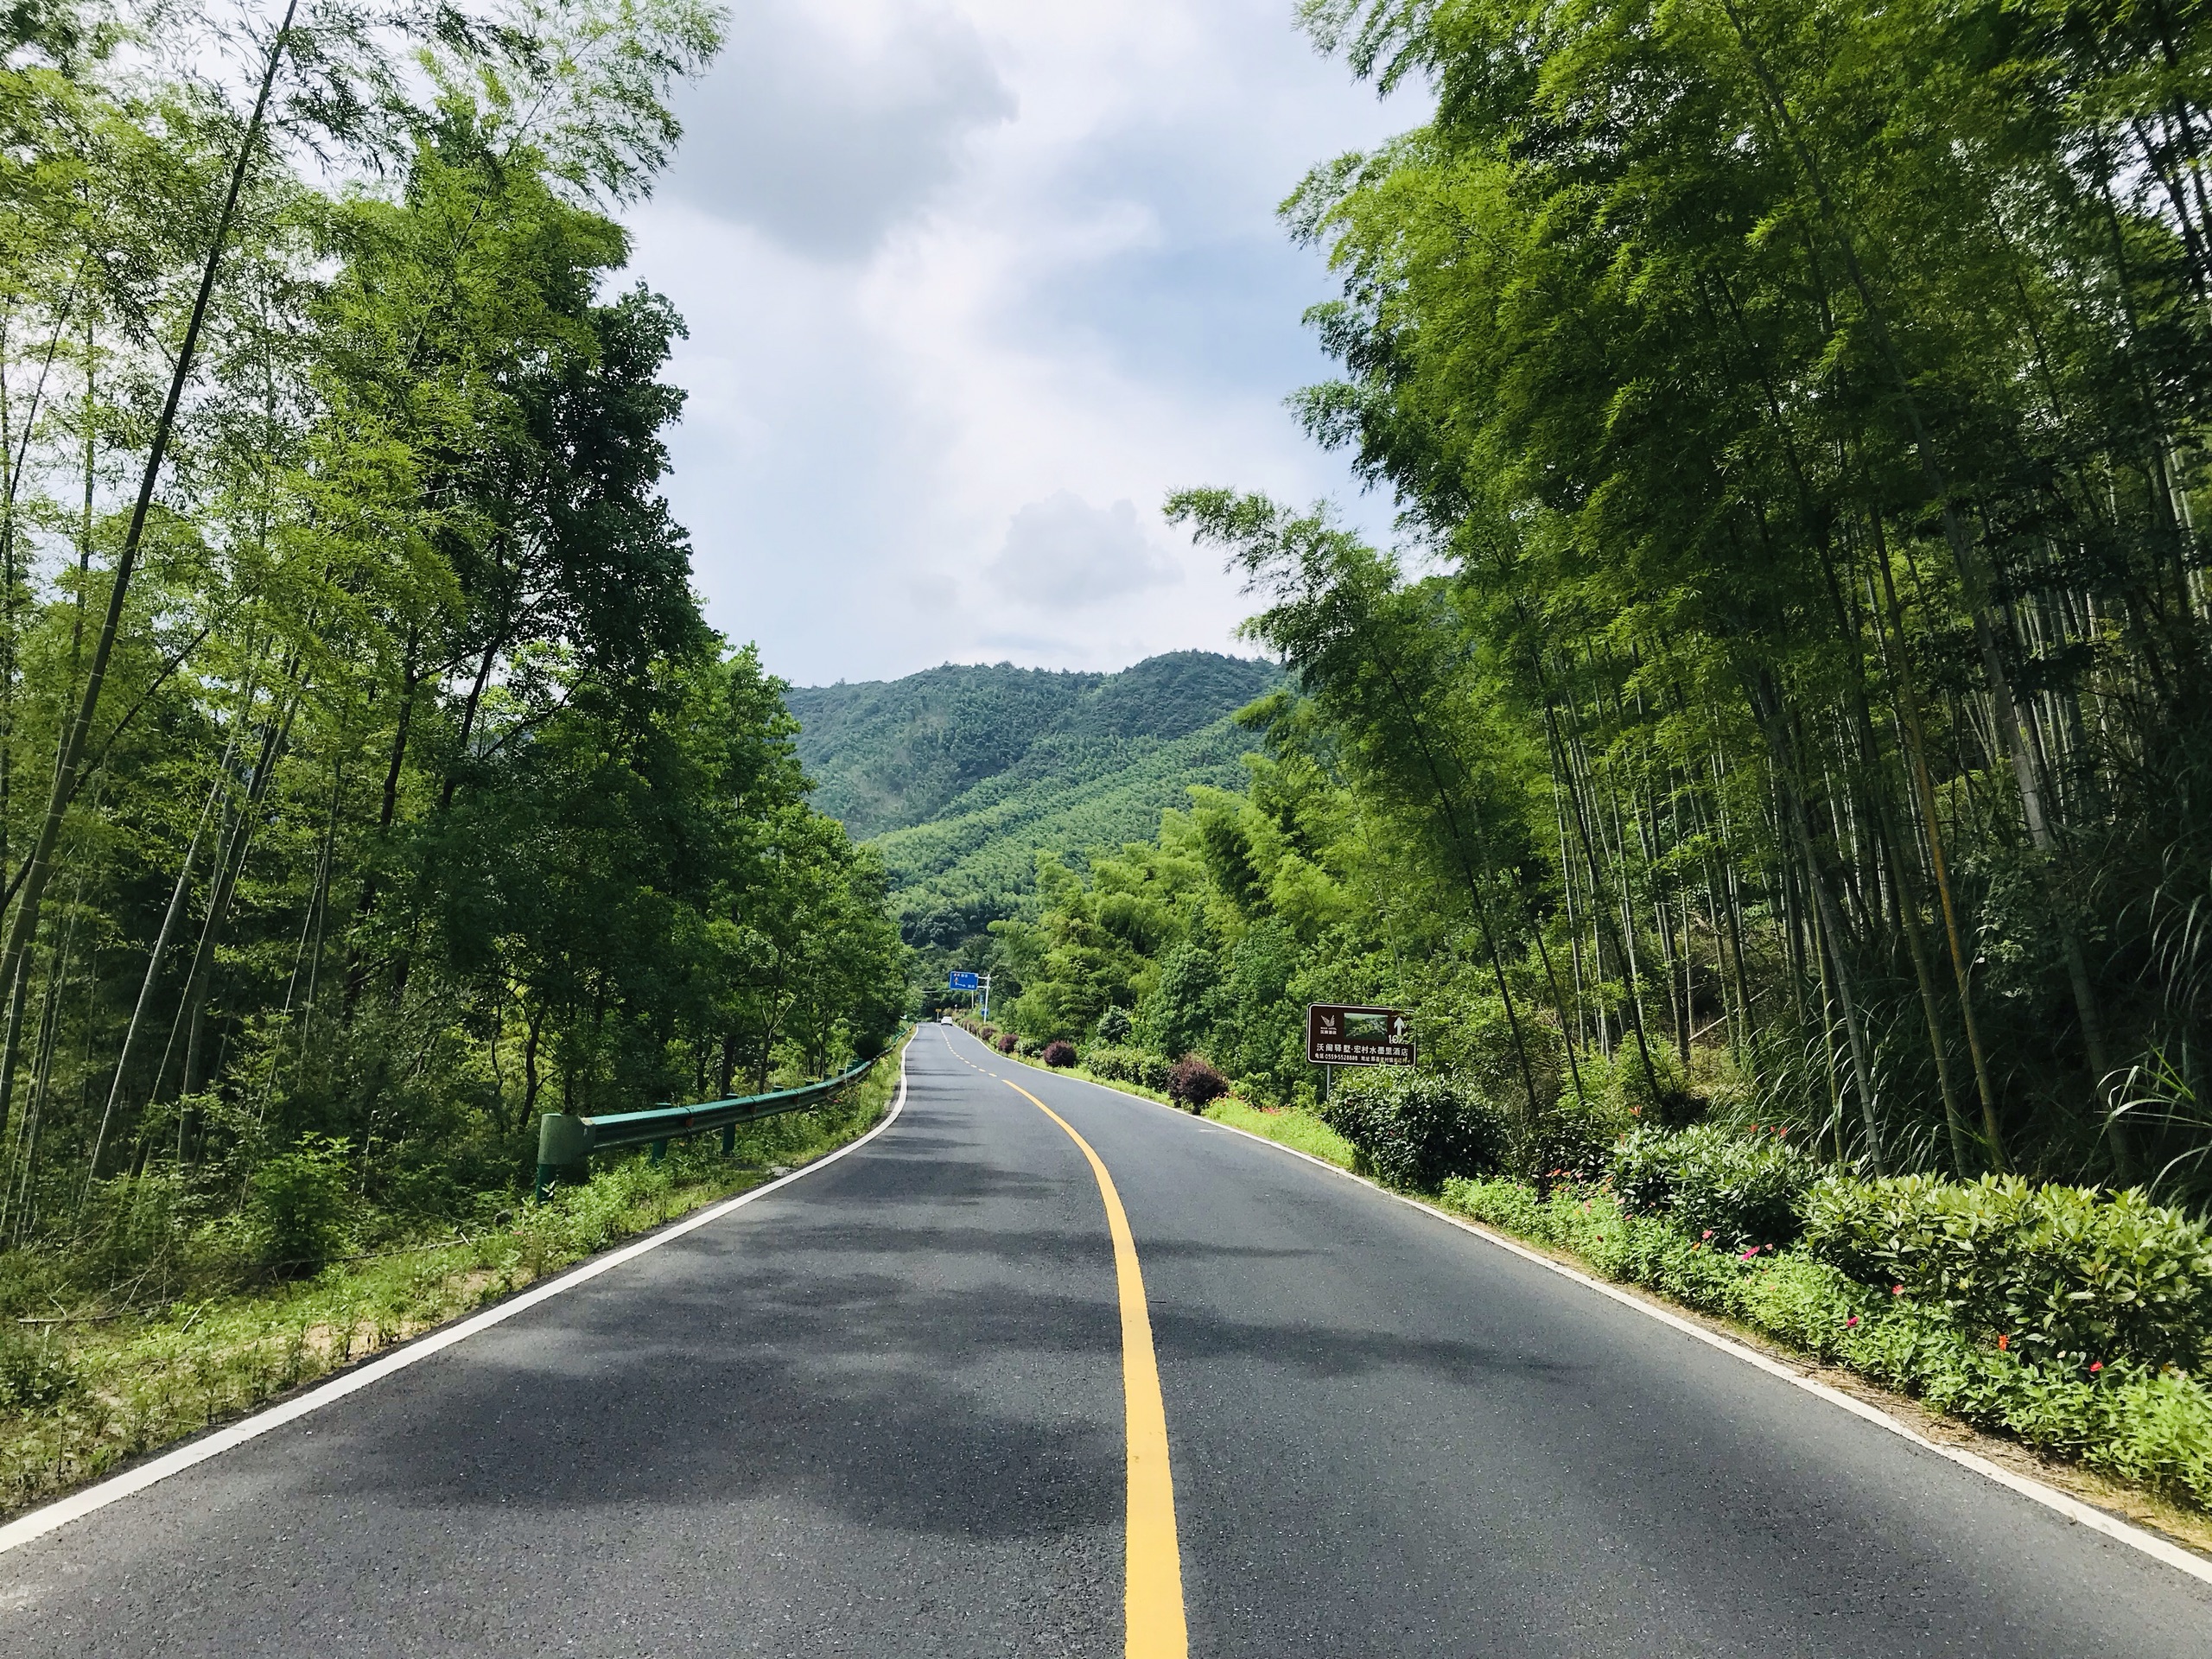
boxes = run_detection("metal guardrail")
[532,1045,893,1202]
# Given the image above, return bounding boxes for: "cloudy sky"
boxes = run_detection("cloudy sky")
[623,0,1427,689]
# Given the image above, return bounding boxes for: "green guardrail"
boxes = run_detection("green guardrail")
[532,1038,901,1203]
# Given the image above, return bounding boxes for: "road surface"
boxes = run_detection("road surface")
[3,1023,2207,1656]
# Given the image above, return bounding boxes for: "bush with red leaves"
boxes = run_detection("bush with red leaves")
[1042,1039,1077,1068]
[1166,1054,1228,1109]
[996,1032,1018,1053]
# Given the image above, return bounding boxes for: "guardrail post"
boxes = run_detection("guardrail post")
[719,1122,735,1156]
[649,1138,667,1165]
[534,1113,592,1202]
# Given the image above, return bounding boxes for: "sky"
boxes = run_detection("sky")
[622,0,1429,690]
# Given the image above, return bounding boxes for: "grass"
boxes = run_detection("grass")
[1201,1096,1358,1168]
[0,1033,910,1522]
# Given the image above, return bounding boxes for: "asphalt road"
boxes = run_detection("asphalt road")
[5,1023,2209,1656]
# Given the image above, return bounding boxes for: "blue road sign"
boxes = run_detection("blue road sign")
[949,971,980,991]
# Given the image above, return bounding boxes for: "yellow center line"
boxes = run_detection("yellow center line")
[998,1073,1188,1659]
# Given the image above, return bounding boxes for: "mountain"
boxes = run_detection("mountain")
[790,651,1284,945]
[785,664,1104,842]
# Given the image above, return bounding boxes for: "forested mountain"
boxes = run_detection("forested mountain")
[791,652,1282,948]
[0,2,905,1297]
[787,664,1107,840]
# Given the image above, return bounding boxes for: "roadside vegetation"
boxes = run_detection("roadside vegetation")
[939,0,2212,1521]
[0,0,907,1389]
[0,1030,908,1521]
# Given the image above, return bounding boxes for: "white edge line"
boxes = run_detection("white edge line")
[946,1027,2212,1591]
[0,1037,915,1558]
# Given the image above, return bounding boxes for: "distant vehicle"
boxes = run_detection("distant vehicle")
[939,1013,955,1024]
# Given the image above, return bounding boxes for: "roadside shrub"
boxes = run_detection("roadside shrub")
[0,1329,79,1409]
[1610,1124,1817,1250]
[1096,1006,1134,1045]
[248,1135,358,1274]
[1440,1174,2212,1512]
[1166,1055,1229,1110]
[1084,1046,1173,1091]
[1084,1046,1129,1082]
[1606,1042,1701,1128]
[1325,1071,1510,1191]
[995,1032,1017,1054]
[1042,1039,1077,1068]
[1521,1088,1628,1186]
[1803,1173,2212,1371]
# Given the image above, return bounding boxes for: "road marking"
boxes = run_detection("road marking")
[1003,1055,2212,1591]
[998,1069,1189,1659]
[0,1039,918,1559]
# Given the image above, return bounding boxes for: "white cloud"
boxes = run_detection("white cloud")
[986,493,1181,606]
[624,0,1430,685]
[661,0,1014,260]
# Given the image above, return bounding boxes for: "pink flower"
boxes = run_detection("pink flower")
[1702,1230,1714,1239]
[1742,1248,1758,1260]
[1892,1285,1905,1295]
[2091,1361,2104,1374]
[1846,1315,1859,1328]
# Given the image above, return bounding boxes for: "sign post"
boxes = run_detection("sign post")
[948,970,992,1018]
[1305,1004,1414,1100]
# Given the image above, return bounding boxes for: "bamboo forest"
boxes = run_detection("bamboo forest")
[0,0,904,1300]
[982,0,2212,1205]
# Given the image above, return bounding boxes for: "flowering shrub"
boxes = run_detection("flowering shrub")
[1166,1055,1230,1109]
[1610,1124,1818,1250]
[1802,1173,2212,1372]
[1522,1091,1626,1186]
[1041,1039,1077,1068]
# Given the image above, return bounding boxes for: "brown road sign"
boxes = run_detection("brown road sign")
[1306,1004,1414,1067]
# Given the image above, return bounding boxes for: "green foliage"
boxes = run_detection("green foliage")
[1522,1090,1630,1187]
[882,709,1280,952]
[0,8,907,1325]
[0,1331,78,1412]
[1325,1070,1512,1190]
[1083,1046,1173,1092]
[1440,1177,2212,1512]
[1095,1005,1133,1045]
[1135,0,2212,1197]
[1202,1096,1360,1167]
[1803,1175,2212,1372]
[1140,938,1222,1062]
[791,652,1282,846]
[0,1038,905,1518]
[247,1135,358,1274]
[1611,1125,1820,1251]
